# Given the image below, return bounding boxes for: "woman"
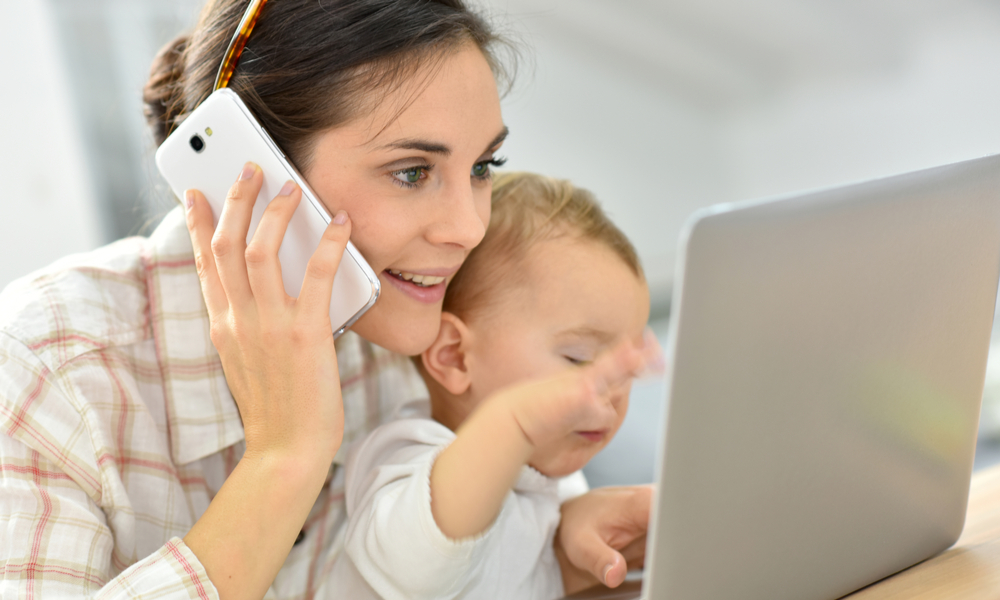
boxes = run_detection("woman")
[0,1,649,598]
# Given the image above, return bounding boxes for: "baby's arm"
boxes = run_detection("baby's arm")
[430,337,660,539]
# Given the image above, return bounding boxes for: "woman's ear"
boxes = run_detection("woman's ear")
[421,312,473,396]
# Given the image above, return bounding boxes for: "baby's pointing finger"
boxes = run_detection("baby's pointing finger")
[586,342,647,396]
[637,329,666,378]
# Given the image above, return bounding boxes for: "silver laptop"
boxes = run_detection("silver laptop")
[567,154,1000,600]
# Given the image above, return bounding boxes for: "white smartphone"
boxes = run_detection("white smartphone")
[155,88,380,338]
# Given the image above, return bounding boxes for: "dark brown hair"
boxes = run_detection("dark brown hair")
[144,0,512,171]
[443,171,644,320]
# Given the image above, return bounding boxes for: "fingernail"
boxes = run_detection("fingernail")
[184,190,195,210]
[637,355,666,380]
[602,564,614,585]
[650,348,666,371]
[239,162,256,181]
[280,181,296,196]
[333,210,348,225]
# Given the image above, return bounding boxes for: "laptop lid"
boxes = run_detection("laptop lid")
[642,154,1000,600]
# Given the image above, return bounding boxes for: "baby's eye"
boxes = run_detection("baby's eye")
[563,355,590,366]
[391,166,429,187]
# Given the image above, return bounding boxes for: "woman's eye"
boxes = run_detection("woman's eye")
[472,162,490,178]
[391,166,428,187]
[472,156,507,180]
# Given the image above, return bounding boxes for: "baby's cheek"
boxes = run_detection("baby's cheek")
[612,393,630,425]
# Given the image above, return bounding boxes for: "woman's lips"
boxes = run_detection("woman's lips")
[576,430,608,443]
[382,269,448,304]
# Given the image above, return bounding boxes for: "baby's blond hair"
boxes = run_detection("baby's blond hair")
[444,171,643,320]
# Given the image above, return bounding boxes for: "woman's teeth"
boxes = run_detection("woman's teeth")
[387,269,446,287]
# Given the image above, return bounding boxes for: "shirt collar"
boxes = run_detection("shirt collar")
[142,207,245,465]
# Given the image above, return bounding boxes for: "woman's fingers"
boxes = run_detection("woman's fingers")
[595,541,628,588]
[184,189,228,317]
[619,534,647,570]
[212,162,261,307]
[298,210,352,322]
[559,486,652,589]
[561,523,628,588]
[560,509,628,587]
[245,181,301,311]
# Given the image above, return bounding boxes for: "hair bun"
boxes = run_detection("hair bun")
[143,34,190,147]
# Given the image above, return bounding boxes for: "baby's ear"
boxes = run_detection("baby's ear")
[421,312,473,395]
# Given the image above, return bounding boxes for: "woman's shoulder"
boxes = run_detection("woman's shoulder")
[0,235,151,372]
[0,207,193,374]
[0,233,160,502]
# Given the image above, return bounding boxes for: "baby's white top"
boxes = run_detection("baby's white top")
[331,399,589,600]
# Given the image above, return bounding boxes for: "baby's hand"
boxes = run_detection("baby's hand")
[507,332,664,449]
[429,332,663,540]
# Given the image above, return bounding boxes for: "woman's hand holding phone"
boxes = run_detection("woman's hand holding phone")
[180,162,353,599]
[184,161,349,464]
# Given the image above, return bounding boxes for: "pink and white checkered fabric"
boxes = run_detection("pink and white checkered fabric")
[0,208,427,599]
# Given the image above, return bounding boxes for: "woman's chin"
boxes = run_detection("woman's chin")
[348,299,442,356]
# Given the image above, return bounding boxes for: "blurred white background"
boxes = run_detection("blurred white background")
[4,0,1000,484]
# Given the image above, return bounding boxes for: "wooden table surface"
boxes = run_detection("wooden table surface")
[842,463,1000,599]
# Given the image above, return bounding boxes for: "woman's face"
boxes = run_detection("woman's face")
[303,44,505,356]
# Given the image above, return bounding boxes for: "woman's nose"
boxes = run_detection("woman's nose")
[426,180,488,249]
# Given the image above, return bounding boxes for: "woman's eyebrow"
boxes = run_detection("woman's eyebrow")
[377,127,508,156]
[485,126,509,152]
[381,139,452,155]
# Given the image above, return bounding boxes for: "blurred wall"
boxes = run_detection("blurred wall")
[723,2,1000,200]
[45,0,204,248]
[0,0,102,289]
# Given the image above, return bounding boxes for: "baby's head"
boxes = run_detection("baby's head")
[420,172,650,477]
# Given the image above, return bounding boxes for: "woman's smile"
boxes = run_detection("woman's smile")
[382,265,461,304]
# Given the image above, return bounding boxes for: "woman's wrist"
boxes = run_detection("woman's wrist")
[241,437,338,480]
[184,445,332,599]
[239,445,334,501]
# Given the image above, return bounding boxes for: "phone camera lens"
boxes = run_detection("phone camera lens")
[189,134,205,153]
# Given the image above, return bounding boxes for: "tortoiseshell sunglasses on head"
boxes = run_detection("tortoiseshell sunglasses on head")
[214,0,269,91]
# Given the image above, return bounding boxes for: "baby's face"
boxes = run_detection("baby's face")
[465,236,650,477]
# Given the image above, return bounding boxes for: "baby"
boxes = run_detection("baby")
[330,172,658,599]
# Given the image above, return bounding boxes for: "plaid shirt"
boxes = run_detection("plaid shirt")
[0,208,428,599]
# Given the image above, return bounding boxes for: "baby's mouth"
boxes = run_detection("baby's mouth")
[385,269,447,288]
[576,430,607,443]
